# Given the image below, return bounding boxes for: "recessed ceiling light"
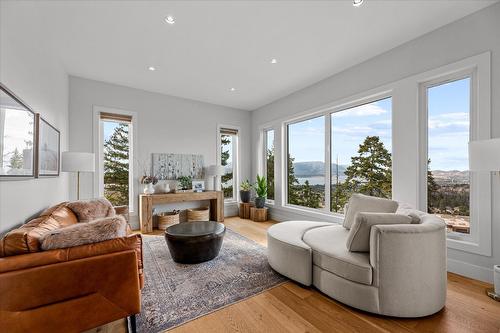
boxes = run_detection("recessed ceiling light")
[148,66,156,71]
[353,0,364,7]
[230,87,236,92]
[270,58,278,64]
[164,16,175,25]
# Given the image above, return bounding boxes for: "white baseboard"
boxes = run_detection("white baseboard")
[224,202,239,217]
[447,258,494,283]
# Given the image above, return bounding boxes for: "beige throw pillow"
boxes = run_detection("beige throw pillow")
[346,212,412,252]
[343,194,398,230]
[40,216,127,250]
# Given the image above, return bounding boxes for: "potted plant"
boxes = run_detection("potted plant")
[240,180,252,203]
[254,174,267,208]
[177,175,192,191]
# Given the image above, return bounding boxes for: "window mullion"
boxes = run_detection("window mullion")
[324,114,332,213]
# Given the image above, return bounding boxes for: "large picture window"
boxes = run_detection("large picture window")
[331,98,392,213]
[264,129,275,201]
[426,77,471,234]
[287,116,325,209]
[220,127,238,201]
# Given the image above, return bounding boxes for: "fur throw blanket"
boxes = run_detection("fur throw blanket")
[67,198,116,222]
[40,216,127,250]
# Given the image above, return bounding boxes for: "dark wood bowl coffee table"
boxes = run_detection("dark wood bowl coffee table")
[165,221,225,264]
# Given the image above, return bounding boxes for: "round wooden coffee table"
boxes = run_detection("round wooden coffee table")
[165,221,225,264]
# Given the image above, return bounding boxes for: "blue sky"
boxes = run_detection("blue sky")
[288,77,470,172]
[102,79,470,173]
[428,77,470,171]
[103,121,118,141]
[288,98,392,166]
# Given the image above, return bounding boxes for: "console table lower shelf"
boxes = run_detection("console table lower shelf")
[139,191,224,233]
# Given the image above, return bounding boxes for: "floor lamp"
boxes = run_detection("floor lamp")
[469,138,500,301]
[62,152,95,200]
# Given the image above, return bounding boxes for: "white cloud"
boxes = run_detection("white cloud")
[333,104,388,118]
[428,112,469,129]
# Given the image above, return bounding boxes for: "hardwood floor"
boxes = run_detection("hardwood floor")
[95,217,500,333]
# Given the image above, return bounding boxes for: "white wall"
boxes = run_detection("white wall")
[69,76,251,229]
[0,2,69,233]
[251,3,500,282]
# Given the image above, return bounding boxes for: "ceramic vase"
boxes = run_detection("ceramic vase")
[143,183,155,194]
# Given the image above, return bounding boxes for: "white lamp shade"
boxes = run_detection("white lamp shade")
[469,138,500,171]
[61,152,95,172]
[207,165,226,176]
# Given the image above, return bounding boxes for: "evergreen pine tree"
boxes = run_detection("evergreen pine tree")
[8,148,23,169]
[103,123,129,206]
[287,154,300,205]
[221,135,233,198]
[266,147,275,200]
[334,136,392,209]
[427,158,441,213]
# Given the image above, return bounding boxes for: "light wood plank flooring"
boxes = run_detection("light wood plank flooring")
[93,217,500,333]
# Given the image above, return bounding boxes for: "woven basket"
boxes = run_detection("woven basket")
[187,207,210,222]
[158,211,180,230]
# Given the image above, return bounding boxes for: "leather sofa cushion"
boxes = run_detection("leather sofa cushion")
[343,194,398,230]
[303,225,373,285]
[41,216,127,250]
[67,198,115,222]
[0,203,78,257]
[346,213,412,252]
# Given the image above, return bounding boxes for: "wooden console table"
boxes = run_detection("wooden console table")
[139,191,224,233]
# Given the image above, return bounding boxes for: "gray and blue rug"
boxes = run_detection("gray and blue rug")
[137,229,287,332]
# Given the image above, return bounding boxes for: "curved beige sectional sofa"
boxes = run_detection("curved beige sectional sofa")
[267,208,447,318]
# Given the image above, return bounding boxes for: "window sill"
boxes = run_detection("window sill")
[278,204,343,223]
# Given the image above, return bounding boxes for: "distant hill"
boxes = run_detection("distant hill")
[431,170,469,185]
[293,161,347,177]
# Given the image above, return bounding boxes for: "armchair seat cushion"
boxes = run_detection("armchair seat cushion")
[267,221,332,286]
[303,225,372,285]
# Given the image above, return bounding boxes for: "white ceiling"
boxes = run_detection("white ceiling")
[1,0,497,110]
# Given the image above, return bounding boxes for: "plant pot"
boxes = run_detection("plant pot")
[255,197,266,209]
[240,190,251,203]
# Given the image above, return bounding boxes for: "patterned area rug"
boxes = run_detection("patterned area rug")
[137,229,287,332]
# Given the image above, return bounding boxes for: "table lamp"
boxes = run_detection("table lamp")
[469,138,500,301]
[62,152,95,200]
[207,165,226,191]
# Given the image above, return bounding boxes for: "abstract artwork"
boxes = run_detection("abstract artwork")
[152,153,204,180]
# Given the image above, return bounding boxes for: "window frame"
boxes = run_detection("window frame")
[93,106,137,214]
[217,124,240,203]
[418,53,491,256]
[263,128,275,204]
[283,92,393,216]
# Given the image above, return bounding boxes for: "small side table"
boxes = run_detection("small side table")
[239,202,254,219]
[250,207,268,222]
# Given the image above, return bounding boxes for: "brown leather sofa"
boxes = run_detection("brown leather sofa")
[0,201,143,333]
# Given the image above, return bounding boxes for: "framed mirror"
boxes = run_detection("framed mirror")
[37,115,60,177]
[0,83,36,178]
